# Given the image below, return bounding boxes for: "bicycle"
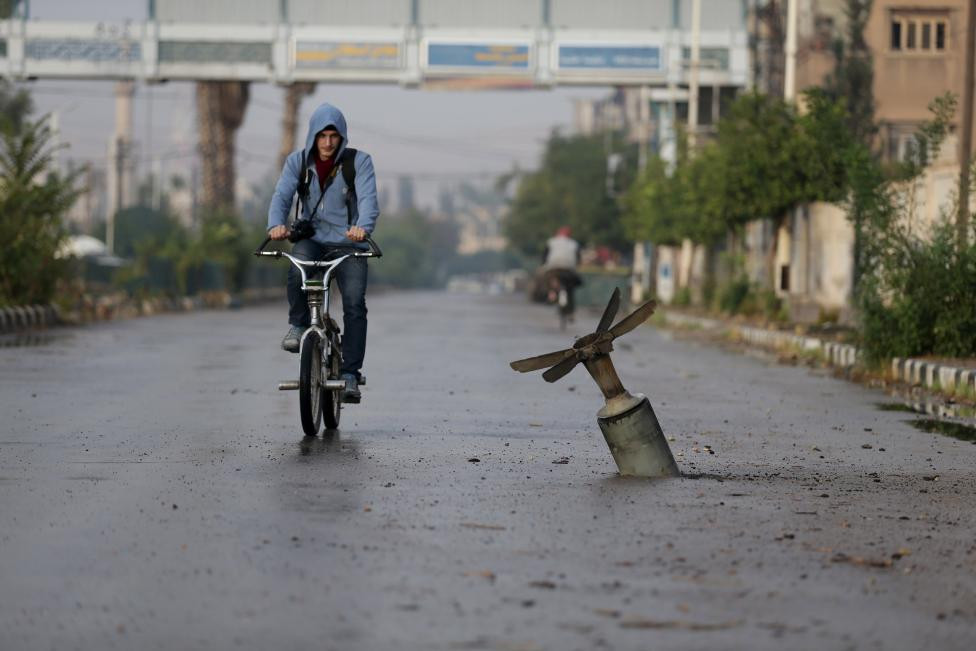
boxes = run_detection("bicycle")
[544,268,580,331]
[255,233,382,436]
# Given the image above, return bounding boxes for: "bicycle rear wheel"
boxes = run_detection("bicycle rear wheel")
[299,331,323,436]
[322,339,342,430]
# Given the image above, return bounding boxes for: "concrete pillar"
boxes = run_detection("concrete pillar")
[105,80,135,255]
[784,0,798,101]
[688,0,701,148]
[656,245,676,304]
[631,241,653,303]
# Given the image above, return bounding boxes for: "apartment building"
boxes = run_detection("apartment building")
[869,0,968,161]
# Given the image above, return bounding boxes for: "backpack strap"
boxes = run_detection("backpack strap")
[340,148,358,226]
[294,148,312,223]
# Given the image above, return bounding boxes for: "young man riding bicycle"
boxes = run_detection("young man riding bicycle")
[267,102,379,403]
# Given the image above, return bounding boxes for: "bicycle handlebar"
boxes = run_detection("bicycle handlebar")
[254,230,382,258]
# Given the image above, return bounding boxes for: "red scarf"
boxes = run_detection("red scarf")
[313,154,336,191]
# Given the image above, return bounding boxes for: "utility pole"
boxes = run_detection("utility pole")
[110,135,123,256]
[784,0,798,102]
[958,0,976,249]
[688,0,702,149]
[633,85,653,303]
[637,85,650,171]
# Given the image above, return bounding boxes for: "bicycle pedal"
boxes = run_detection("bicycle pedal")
[342,393,361,404]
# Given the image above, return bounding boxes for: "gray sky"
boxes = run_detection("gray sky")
[27,0,607,210]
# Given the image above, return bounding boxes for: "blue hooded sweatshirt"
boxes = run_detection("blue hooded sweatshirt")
[267,103,379,247]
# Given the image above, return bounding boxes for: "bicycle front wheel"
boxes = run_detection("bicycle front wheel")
[322,339,342,430]
[299,331,323,436]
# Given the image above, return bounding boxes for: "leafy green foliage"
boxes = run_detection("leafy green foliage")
[0,0,18,20]
[848,93,976,362]
[717,92,805,227]
[822,0,876,148]
[369,211,459,288]
[622,156,681,245]
[504,131,628,258]
[0,83,78,306]
[858,220,976,361]
[623,91,853,251]
[93,205,184,259]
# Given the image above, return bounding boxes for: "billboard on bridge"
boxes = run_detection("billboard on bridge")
[25,38,142,63]
[294,41,400,69]
[557,45,662,71]
[425,42,530,70]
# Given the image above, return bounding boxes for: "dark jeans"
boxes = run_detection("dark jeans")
[287,239,368,378]
[544,268,581,313]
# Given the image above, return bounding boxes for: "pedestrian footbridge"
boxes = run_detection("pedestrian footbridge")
[0,0,747,89]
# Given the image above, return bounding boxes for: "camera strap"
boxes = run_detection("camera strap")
[294,148,340,224]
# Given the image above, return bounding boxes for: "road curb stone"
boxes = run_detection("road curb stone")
[0,304,60,333]
[661,309,976,396]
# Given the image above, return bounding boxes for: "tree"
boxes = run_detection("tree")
[622,156,681,245]
[0,0,19,19]
[504,131,628,259]
[369,210,458,288]
[0,80,32,133]
[823,0,877,149]
[0,83,78,306]
[196,81,250,212]
[92,204,184,259]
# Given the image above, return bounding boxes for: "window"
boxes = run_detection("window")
[890,12,949,53]
[885,126,920,163]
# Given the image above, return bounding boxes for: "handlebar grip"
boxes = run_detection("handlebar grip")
[364,234,382,257]
[254,236,271,255]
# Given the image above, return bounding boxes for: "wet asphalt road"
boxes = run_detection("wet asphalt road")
[1,290,975,651]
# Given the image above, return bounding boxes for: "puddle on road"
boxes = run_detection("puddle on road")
[908,419,976,444]
[297,432,359,458]
[876,395,976,420]
[875,402,917,413]
[876,399,976,443]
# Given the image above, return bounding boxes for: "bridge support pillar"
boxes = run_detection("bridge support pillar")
[106,80,135,254]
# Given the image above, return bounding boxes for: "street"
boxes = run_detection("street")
[1,291,975,650]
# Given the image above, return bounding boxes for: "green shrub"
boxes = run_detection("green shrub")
[672,287,692,306]
[717,275,750,314]
[858,219,976,362]
[0,92,78,306]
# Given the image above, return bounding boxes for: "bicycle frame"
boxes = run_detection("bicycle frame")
[256,248,375,348]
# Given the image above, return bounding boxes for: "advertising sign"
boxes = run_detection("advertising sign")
[26,38,141,62]
[295,41,399,69]
[427,43,529,69]
[558,45,661,71]
[159,41,271,64]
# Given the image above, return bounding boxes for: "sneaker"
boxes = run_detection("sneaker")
[342,373,361,403]
[281,325,304,353]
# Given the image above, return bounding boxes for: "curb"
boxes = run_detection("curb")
[0,304,59,334]
[1,290,283,334]
[891,357,976,397]
[660,310,976,396]
[662,311,861,368]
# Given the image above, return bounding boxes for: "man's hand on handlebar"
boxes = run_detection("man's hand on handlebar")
[268,225,289,241]
[346,226,367,242]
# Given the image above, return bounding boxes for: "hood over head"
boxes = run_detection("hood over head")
[304,103,348,161]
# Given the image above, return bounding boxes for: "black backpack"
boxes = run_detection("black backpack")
[295,147,358,226]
